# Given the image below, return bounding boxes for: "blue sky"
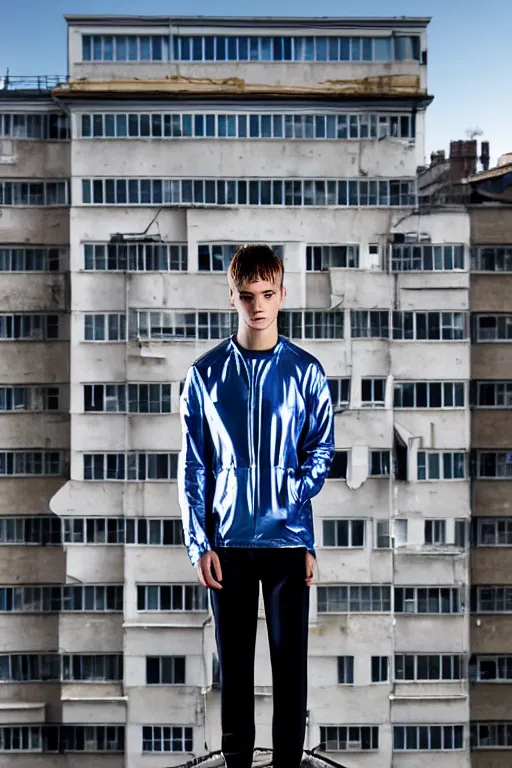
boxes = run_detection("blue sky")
[1,0,510,166]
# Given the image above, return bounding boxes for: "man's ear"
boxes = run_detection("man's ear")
[228,286,236,309]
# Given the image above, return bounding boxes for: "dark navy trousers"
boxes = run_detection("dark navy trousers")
[210,547,310,768]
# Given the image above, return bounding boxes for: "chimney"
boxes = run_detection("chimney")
[430,150,446,166]
[480,141,490,171]
[449,140,477,180]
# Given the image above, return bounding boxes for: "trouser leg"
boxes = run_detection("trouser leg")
[210,548,259,768]
[260,548,310,768]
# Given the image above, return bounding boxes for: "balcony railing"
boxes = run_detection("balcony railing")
[0,75,68,92]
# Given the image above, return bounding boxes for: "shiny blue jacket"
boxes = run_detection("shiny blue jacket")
[178,334,335,566]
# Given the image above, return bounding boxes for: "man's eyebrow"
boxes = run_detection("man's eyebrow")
[239,288,276,296]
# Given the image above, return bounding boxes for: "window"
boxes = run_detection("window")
[83,384,125,412]
[62,517,183,545]
[81,177,416,208]
[62,655,123,681]
[472,246,512,272]
[424,520,446,545]
[475,518,512,546]
[471,586,512,613]
[376,520,392,549]
[475,315,512,341]
[306,245,359,270]
[393,311,466,340]
[317,585,391,613]
[393,724,464,750]
[351,311,389,339]
[391,244,464,271]
[455,519,467,548]
[371,656,389,682]
[470,655,512,682]
[146,656,185,684]
[0,386,59,412]
[337,656,354,684]
[327,378,350,408]
[62,518,124,544]
[0,517,61,544]
[476,381,512,407]
[142,725,193,753]
[0,181,68,206]
[130,310,236,341]
[83,314,126,341]
[0,113,69,140]
[0,314,59,340]
[59,725,124,752]
[171,34,420,62]
[471,723,512,748]
[0,247,60,271]
[83,383,174,414]
[319,726,379,751]
[83,34,170,61]
[361,378,386,406]
[375,519,407,548]
[83,453,178,481]
[477,452,512,478]
[126,518,183,545]
[394,382,465,408]
[199,243,283,271]
[137,584,208,612]
[0,726,42,751]
[80,111,415,140]
[0,452,61,476]
[323,520,364,547]
[0,654,60,681]
[417,452,466,480]
[0,585,123,613]
[278,311,344,340]
[328,451,348,479]
[84,242,187,271]
[395,654,462,681]
[394,587,461,614]
[369,451,391,476]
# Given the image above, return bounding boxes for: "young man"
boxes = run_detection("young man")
[178,244,335,768]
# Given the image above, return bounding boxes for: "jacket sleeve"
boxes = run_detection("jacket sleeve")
[177,365,212,566]
[296,364,335,506]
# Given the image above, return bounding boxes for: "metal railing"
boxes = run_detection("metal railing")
[0,75,68,92]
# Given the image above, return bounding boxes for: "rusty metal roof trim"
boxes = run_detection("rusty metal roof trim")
[54,74,431,101]
[464,162,512,185]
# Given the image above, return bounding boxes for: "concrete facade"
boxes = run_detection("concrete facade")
[469,204,512,766]
[0,13,475,768]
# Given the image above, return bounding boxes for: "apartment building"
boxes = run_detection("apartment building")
[0,13,473,768]
[466,159,512,768]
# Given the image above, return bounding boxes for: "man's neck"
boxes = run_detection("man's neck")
[235,325,279,351]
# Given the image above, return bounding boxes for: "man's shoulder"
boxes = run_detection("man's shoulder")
[191,337,233,373]
[280,337,326,376]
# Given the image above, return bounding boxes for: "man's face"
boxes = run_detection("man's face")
[229,276,285,333]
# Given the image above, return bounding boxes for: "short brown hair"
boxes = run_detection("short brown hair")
[228,244,284,290]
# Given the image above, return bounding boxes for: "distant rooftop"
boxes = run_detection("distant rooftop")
[64,14,431,29]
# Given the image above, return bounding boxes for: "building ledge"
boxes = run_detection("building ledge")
[0,701,46,724]
[390,693,467,701]
[62,696,127,703]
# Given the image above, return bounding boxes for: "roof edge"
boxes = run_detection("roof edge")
[63,14,431,29]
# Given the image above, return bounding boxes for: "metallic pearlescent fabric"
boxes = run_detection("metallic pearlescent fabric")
[178,334,335,566]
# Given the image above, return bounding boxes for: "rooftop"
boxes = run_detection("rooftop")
[64,14,431,29]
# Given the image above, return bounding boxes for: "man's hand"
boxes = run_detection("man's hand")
[305,551,316,587]
[197,550,223,590]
